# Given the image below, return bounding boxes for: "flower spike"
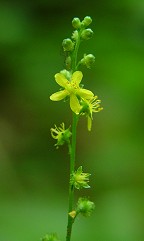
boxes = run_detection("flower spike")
[48,15,103,241]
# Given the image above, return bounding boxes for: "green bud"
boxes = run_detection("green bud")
[76,197,95,217]
[82,16,92,27]
[42,233,60,241]
[60,69,71,80]
[72,17,81,29]
[62,38,74,52]
[81,54,95,69]
[81,28,93,40]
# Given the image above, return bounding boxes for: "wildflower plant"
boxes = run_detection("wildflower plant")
[43,16,103,241]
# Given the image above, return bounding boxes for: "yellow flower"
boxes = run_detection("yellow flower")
[50,71,94,114]
[80,96,103,131]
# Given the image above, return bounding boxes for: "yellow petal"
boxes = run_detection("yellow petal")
[50,90,68,101]
[55,73,68,88]
[70,94,81,114]
[71,71,83,85]
[78,89,94,99]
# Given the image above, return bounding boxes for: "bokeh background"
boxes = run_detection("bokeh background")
[0,0,144,240]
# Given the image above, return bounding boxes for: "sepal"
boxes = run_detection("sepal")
[70,166,91,189]
[42,233,60,241]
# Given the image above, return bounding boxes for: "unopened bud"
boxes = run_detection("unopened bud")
[81,54,95,69]
[60,69,71,80]
[72,17,81,29]
[82,16,92,27]
[81,28,93,40]
[62,38,74,51]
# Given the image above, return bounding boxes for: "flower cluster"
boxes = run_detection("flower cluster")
[62,16,95,71]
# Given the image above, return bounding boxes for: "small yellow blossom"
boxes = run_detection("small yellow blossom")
[80,96,103,131]
[50,71,94,114]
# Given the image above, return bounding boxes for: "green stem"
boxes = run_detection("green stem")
[71,30,82,72]
[66,113,78,241]
[66,28,81,241]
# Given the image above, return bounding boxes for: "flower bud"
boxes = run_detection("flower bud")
[81,28,93,40]
[62,38,74,51]
[76,197,95,217]
[82,16,92,27]
[60,69,71,80]
[72,17,81,29]
[81,54,95,69]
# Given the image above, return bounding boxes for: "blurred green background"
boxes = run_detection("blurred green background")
[0,0,144,240]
